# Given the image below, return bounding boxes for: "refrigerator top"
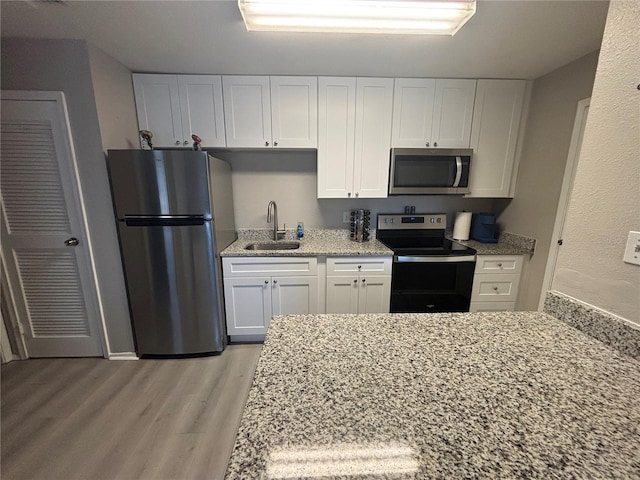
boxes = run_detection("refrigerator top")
[107,150,213,218]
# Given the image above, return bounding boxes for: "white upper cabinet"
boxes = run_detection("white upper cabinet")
[222,75,317,148]
[391,78,476,148]
[318,77,393,199]
[133,74,225,148]
[133,74,182,148]
[270,76,318,148]
[177,75,226,147]
[432,79,476,148]
[467,79,527,198]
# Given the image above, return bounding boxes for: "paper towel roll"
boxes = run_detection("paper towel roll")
[453,212,472,241]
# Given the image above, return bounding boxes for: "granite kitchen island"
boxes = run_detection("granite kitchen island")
[225,312,640,479]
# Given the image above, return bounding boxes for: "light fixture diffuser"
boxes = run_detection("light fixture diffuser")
[238,0,477,35]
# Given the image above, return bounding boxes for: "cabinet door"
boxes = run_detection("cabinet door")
[132,74,182,148]
[467,80,526,198]
[177,75,226,148]
[271,76,318,148]
[431,79,476,148]
[223,277,271,336]
[271,276,319,315]
[353,78,393,198]
[358,276,391,314]
[222,76,272,148]
[317,77,356,198]
[326,276,359,313]
[391,78,436,147]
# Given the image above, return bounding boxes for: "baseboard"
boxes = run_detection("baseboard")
[108,352,139,361]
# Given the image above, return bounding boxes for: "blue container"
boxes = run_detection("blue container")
[470,212,499,243]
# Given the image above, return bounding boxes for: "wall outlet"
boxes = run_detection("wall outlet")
[343,211,351,223]
[623,231,640,266]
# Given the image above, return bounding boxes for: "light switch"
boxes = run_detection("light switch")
[623,231,640,266]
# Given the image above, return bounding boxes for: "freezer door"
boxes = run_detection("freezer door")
[117,219,225,355]
[107,150,212,217]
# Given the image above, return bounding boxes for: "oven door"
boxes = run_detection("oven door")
[390,255,476,313]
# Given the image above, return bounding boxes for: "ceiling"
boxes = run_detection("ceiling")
[0,0,609,79]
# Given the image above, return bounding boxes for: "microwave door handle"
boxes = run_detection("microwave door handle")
[453,156,463,187]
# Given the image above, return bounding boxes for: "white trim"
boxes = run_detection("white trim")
[538,98,590,311]
[108,352,139,361]
[0,239,28,359]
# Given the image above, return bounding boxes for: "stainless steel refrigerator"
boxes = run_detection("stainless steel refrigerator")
[106,150,236,356]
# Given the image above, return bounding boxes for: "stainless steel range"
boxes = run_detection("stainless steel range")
[376,213,477,313]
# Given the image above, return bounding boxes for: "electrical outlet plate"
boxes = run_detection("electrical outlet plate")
[623,231,640,266]
[343,211,351,223]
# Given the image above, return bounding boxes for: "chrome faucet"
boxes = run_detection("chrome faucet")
[267,200,285,241]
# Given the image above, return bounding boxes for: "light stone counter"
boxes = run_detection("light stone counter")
[221,229,393,257]
[226,312,640,479]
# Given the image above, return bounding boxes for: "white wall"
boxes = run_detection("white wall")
[1,38,136,353]
[87,44,139,150]
[496,51,599,310]
[214,150,496,231]
[551,1,640,325]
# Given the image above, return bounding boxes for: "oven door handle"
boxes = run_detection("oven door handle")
[394,255,476,263]
[452,156,463,187]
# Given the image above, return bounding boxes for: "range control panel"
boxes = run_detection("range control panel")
[377,213,446,230]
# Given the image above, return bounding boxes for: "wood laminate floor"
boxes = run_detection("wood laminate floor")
[0,344,262,480]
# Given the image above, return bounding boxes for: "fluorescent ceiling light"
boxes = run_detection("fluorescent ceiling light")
[238,0,477,35]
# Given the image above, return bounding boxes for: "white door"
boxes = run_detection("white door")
[0,91,104,357]
[358,276,391,314]
[326,276,359,313]
[431,79,476,148]
[270,76,318,148]
[222,76,272,148]
[132,74,182,148]
[271,276,318,315]
[391,78,436,148]
[317,77,356,198]
[353,77,393,198]
[223,276,271,335]
[177,75,226,148]
[539,98,590,309]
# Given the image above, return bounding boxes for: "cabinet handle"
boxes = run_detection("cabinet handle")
[183,140,189,145]
[175,140,180,145]
[273,279,278,284]
[426,142,430,147]
[358,265,361,269]
[497,263,503,268]
[265,141,270,147]
[434,142,438,147]
[493,286,498,291]
[362,278,366,284]
[355,192,359,198]
[274,141,278,146]
[353,279,357,284]
[348,192,351,198]
[264,280,269,284]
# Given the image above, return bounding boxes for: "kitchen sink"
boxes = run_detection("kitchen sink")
[245,242,300,251]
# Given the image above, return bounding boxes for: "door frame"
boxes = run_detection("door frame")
[538,97,590,310]
[0,90,109,358]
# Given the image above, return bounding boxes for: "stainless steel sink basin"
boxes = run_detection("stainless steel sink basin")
[245,242,300,251]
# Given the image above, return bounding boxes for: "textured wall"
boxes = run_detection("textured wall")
[551,1,640,324]
[1,38,136,353]
[496,52,599,310]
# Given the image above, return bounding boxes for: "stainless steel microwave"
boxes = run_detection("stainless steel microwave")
[388,148,472,195]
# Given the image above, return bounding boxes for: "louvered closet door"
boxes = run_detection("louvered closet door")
[0,92,104,357]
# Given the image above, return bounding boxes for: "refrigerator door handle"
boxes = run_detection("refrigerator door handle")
[124,215,208,227]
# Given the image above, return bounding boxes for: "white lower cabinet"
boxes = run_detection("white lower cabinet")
[326,257,392,314]
[223,257,318,337]
[469,255,523,312]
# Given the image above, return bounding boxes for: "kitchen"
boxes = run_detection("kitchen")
[1,1,639,478]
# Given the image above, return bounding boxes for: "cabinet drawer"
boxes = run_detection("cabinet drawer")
[474,255,523,274]
[469,301,516,312]
[327,257,392,276]
[223,257,317,277]
[471,273,520,302]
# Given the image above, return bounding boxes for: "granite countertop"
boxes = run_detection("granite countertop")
[221,229,393,257]
[449,231,536,256]
[226,312,640,479]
